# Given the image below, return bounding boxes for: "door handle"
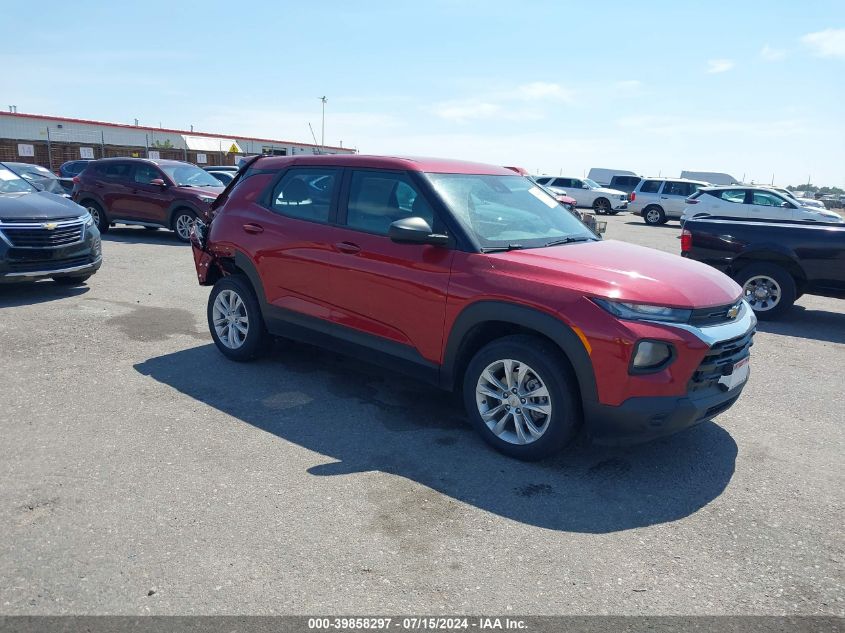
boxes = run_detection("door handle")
[242,223,264,234]
[334,241,361,254]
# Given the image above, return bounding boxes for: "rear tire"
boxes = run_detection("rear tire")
[735,263,796,320]
[207,275,270,361]
[84,201,109,234]
[592,198,611,215]
[643,205,665,225]
[463,334,581,461]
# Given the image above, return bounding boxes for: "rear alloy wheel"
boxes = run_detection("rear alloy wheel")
[85,201,108,234]
[643,205,665,225]
[207,275,269,361]
[464,334,580,460]
[735,263,797,320]
[172,210,197,242]
[592,198,611,215]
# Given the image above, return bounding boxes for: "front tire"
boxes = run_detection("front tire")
[172,209,197,242]
[207,275,269,361]
[643,205,665,225]
[463,334,581,461]
[84,201,109,234]
[735,263,797,320]
[592,198,611,215]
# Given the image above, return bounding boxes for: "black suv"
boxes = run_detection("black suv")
[0,163,101,285]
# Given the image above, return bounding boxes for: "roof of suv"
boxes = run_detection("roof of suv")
[91,157,191,167]
[639,177,709,184]
[252,154,515,175]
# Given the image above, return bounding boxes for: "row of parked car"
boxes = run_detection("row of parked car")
[530,172,841,226]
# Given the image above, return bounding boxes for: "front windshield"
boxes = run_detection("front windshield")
[424,173,595,249]
[583,178,601,189]
[160,164,224,187]
[0,166,37,194]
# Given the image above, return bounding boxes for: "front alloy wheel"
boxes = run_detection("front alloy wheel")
[593,198,611,215]
[173,211,196,242]
[476,359,552,445]
[464,334,580,460]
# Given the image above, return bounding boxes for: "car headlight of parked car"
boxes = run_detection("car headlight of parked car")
[80,212,94,227]
[197,196,217,204]
[593,298,692,323]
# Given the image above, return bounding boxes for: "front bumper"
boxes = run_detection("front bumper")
[587,379,747,444]
[611,200,629,210]
[0,221,102,283]
[584,300,757,444]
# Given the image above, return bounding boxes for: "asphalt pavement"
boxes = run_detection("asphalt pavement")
[0,216,842,615]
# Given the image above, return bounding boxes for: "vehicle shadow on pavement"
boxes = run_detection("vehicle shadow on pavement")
[0,280,89,308]
[135,341,738,534]
[756,306,845,344]
[102,227,186,246]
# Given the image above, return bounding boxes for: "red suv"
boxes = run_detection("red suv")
[190,155,756,460]
[72,158,224,241]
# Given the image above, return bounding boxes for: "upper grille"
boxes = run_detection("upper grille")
[0,219,85,248]
[689,302,742,327]
[688,330,754,393]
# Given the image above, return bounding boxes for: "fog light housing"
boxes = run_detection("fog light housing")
[631,340,674,373]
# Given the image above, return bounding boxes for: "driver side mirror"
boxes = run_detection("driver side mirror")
[582,184,590,189]
[388,217,448,246]
[150,178,167,187]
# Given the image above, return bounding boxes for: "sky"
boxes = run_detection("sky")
[2,0,844,187]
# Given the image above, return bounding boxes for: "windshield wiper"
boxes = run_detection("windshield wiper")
[481,244,525,253]
[544,236,596,247]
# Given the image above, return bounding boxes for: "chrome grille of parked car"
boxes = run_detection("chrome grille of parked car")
[0,219,85,248]
[688,330,754,392]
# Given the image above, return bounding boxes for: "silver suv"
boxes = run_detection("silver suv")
[629,177,709,225]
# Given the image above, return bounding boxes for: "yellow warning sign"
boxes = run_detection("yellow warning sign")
[228,143,239,154]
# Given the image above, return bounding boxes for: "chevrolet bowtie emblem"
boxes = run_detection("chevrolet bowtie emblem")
[727,304,740,319]
[43,222,58,230]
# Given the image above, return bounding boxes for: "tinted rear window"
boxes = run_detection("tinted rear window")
[640,180,661,193]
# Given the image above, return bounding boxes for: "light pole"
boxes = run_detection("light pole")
[320,96,327,149]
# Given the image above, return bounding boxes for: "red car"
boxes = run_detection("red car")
[190,155,755,460]
[72,158,224,241]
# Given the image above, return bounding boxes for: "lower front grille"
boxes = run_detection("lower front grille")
[6,256,94,274]
[688,330,754,393]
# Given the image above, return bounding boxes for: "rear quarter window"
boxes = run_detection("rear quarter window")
[640,180,662,194]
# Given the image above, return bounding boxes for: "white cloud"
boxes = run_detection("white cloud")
[513,81,574,103]
[706,59,735,74]
[760,45,787,61]
[430,101,503,122]
[801,28,845,59]
[430,81,573,123]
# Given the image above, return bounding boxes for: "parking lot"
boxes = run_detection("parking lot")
[1,213,842,615]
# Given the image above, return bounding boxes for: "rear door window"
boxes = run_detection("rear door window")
[640,180,662,194]
[717,189,748,204]
[103,162,132,180]
[269,168,340,223]
[551,178,570,188]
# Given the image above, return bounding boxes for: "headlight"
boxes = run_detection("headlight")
[80,212,94,227]
[198,195,217,204]
[631,340,674,371]
[593,298,692,323]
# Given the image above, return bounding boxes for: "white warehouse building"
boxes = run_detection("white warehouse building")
[0,111,355,171]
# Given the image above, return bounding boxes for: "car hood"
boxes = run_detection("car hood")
[176,185,225,198]
[591,187,626,196]
[490,239,741,308]
[0,191,85,221]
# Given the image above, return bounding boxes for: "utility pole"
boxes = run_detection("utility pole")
[320,96,327,149]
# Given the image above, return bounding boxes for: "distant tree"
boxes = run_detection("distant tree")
[151,140,174,149]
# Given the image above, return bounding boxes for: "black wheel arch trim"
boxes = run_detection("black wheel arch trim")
[439,301,598,407]
[167,202,203,227]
